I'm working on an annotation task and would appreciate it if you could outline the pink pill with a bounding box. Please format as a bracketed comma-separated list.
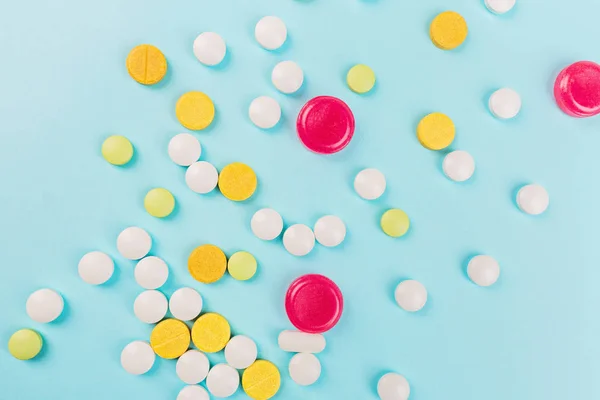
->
[554, 61, 600, 118]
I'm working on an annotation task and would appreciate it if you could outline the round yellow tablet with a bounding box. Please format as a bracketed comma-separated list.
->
[218, 162, 257, 202]
[191, 313, 231, 353]
[144, 188, 175, 218]
[416, 112, 455, 150]
[150, 319, 190, 359]
[8, 329, 43, 360]
[176, 91, 215, 131]
[347, 64, 376, 94]
[126, 44, 167, 85]
[227, 251, 257, 281]
[188, 244, 227, 284]
[242, 360, 281, 400]
[101, 135, 134, 166]
[381, 209, 410, 238]
[429, 11, 468, 50]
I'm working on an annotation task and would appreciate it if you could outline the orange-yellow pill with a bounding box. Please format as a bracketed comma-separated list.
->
[242, 360, 281, 400]
[150, 319, 190, 359]
[191, 313, 231, 353]
[188, 244, 227, 284]
[218, 162, 257, 202]
[416, 112, 455, 150]
[176, 91, 215, 131]
[126, 44, 167, 85]
[429, 11, 468, 50]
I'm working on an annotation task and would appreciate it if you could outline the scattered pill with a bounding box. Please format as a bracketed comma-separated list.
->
[249, 96, 281, 129]
[227, 251, 257, 281]
[272, 61, 304, 94]
[283, 224, 315, 257]
[377, 372, 410, 400]
[467, 255, 500, 287]
[26, 288, 64, 323]
[354, 168, 386, 200]
[278, 330, 326, 353]
[169, 287, 203, 321]
[133, 290, 168, 324]
[489, 88, 521, 119]
[207, 364, 240, 398]
[176, 350, 210, 384]
[192, 313, 231, 353]
[347, 64, 376, 94]
[417, 112, 455, 150]
[150, 319, 190, 359]
[395, 280, 427, 312]
[102, 135, 133, 166]
[517, 184, 549, 215]
[193, 32, 226, 66]
[225, 335, 258, 369]
[78, 251, 115, 285]
[144, 188, 175, 218]
[484, 0, 516, 14]
[168, 133, 201, 166]
[554, 61, 600, 118]
[126, 44, 167, 85]
[289, 353, 321, 386]
[185, 161, 219, 194]
[429, 11, 468, 50]
[176, 91, 215, 131]
[8, 329, 43, 360]
[442, 150, 475, 182]
[255, 16, 287, 50]
[188, 244, 227, 284]
[381, 209, 410, 238]
[314, 215, 346, 247]
[177, 385, 210, 400]
[134, 256, 169, 289]
[242, 360, 281, 400]
[251, 208, 284, 241]
[218, 162, 257, 201]
[117, 226, 152, 260]
[120, 340, 155, 375]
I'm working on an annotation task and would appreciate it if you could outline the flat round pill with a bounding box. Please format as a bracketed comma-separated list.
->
[176, 92, 215, 131]
[377, 372, 410, 400]
[489, 88, 521, 119]
[192, 312, 231, 353]
[188, 244, 227, 284]
[117, 226, 152, 260]
[249, 96, 281, 129]
[485, 0, 516, 14]
[417, 112, 455, 150]
[395, 280, 427, 312]
[297, 96, 355, 154]
[8, 329, 43, 360]
[134, 256, 169, 289]
[347, 64, 376, 94]
[255, 16, 287, 50]
[193, 32, 226, 66]
[168, 133, 201, 166]
[78, 251, 114, 285]
[186, 161, 219, 194]
[251, 208, 284, 241]
[120, 340, 155, 375]
[467, 255, 500, 287]
[354, 168, 386, 200]
[289, 353, 321, 386]
[283, 224, 315, 257]
[134, 290, 168, 324]
[554, 61, 600, 118]
[144, 188, 175, 218]
[225, 335, 258, 369]
[227, 251, 257, 281]
[278, 330, 326, 354]
[242, 360, 281, 400]
[102, 135, 133, 166]
[218, 162, 257, 201]
[381, 209, 410, 238]
[169, 287, 203, 321]
[314, 215, 346, 247]
[177, 385, 210, 400]
[517, 184, 549, 215]
[26, 288, 64, 323]
[429, 11, 468, 50]
[207, 364, 240, 398]
[126, 44, 167, 85]
[176, 350, 210, 384]
[272, 61, 304, 94]
[150, 319, 190, 359]
[442, 150, 475, 182]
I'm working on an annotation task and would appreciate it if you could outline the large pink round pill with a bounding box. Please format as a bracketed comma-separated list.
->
[554, 61, 600, 118]
[296, 96, 355, 154]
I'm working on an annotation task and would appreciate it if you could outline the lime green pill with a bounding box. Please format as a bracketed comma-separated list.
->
[381, 209, 410, 238]
[144, 188, 175, 218]
[347, 64, 376, 94]
[227, 251, 257, 281]
[102, 135, 134, 166]
[8, 329, 43, 360]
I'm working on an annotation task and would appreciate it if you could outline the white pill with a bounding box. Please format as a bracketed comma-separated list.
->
[78, 251, 114, 285]
[193, 32, 226, 66]
[272, 61, 304, 94]
[314, 215, 346, 247]
[489, 88, 521, 119]
[467, 255, 500, 287]
[134, 256, 168, 289]
[517, 184, 549, 215]
[251, 208, 284, 241]
[26, 288, 64, 323]
[168, 133, 201, 167]
[289, 353, 321, 386]
[224, 335, 258, 369]
[278, 330, 326, 353]
[121, 341, 155, 375]
[185, 161, 219, 194]
[442, 150, 475, 182]
[133, 290, 168, 324]
[177, 386, 209, 400]
[283, 224, 315, 257]
[395, 280, 427, 312]
[485, 0, 516, 14]
[354, 168, 386, 200]
[117, 227, 152, 260]
[255, 16, 287, 50]
[249, 96, 281, 129]
[169, 287, 203, 321]
[206, 364, 240, 398]
[377, 372, 410, 400]
[176, 350, 210, 384]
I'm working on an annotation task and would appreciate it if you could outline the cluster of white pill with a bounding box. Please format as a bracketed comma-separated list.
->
[278, 330, 325, 386]
[168, 133, 220, 195]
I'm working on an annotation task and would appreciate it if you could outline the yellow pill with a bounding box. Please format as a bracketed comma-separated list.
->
[218, 162, 257, 202]
[126, 44, 167, 85]
[227, 251, 257, 281]
[191, 313, 231, 353]
[429, 11, 468, 50]
[101, 135, 133, 166]
[242, 360, 281, 400]
[144, 188, 175, 218]
[347, 64, 376, 94]
[381, 209, 410, 238]
[150, 319, 190, 359]
[8, 329, 43, 360]
[416, 112, 455, 150]
[176, 91, 215, 131]
[188, 244, 227, 284]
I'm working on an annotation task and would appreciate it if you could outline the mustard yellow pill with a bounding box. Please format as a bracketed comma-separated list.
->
[347, 64, 376, 94]
[218, 162, 257, 202]
[416, 112, 455, 151]
[242, 360, 281, 400]
[191, 313, 231, 353]
[144, 188, 175, 218]
[126, 44, 167, 85]
[102, 135, 134, 166]
[429, 11, 468, 50]
[381, 209, 410, 238]
[150, 319, 190, 359]
[176, 91, 215, 131]
[188, 244, 227, 284]
[8, 329, 43, 360]
[227, 251, 257, 281]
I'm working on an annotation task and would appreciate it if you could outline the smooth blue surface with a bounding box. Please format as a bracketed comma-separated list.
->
[1, 0, 600, 399]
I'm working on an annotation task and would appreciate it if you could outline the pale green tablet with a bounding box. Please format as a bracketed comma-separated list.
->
[228, 251, 257, 281]
[8, 329, 43, 360]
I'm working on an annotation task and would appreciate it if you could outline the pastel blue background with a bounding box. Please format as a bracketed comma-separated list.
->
[1, 0, 599, 399]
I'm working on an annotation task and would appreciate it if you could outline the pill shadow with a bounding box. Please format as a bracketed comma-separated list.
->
[30, 336, 49, 363]
[210, 49, 232, 72]
[148, 63, 173, 90]
[51, 297, 71, 325]
[510, 182, 527, 210]
[101, 262, 122, 288]
[268, 33, 293, 55]
[460, 252, 480, 282]
[159, 199, 181, 222]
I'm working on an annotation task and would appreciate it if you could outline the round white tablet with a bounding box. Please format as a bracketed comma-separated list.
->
[117, 227, 152, 260]
[26, 288, 64, 323]
[289, 353, 321, 386]
[224, 335, 257, 370]
[354, 168, 386, 200]
[489, 88, 521, 119]
[272, 61, 304, 94]
[467, 255, 500, 287]
[249, 96, 281, 129]
[395, 280, 427, 312]
[206, 364, 240, 398]
[168, 133, 201, 166]
[255, 16, 287, 50]
[134, 256, 169, 289]
[377, 372, 410, 400]
[169, 287, 203, 321]
[485, 0, 516, 14]
[517, 184, 549, 215]
[283, 224, 315, 257]
[251, 208, 284, 241]
[442, 150, 475, 182]
[177, 385, 209, 400]
[121, 341, 155, 375]
[314, 215, 346, 247]
[193, 32, 226, 66]
[78, 251, 114, 285]
[176, 350, 210, 384]
[185, 161, 219, 194]
[133, 290, 168, 324]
